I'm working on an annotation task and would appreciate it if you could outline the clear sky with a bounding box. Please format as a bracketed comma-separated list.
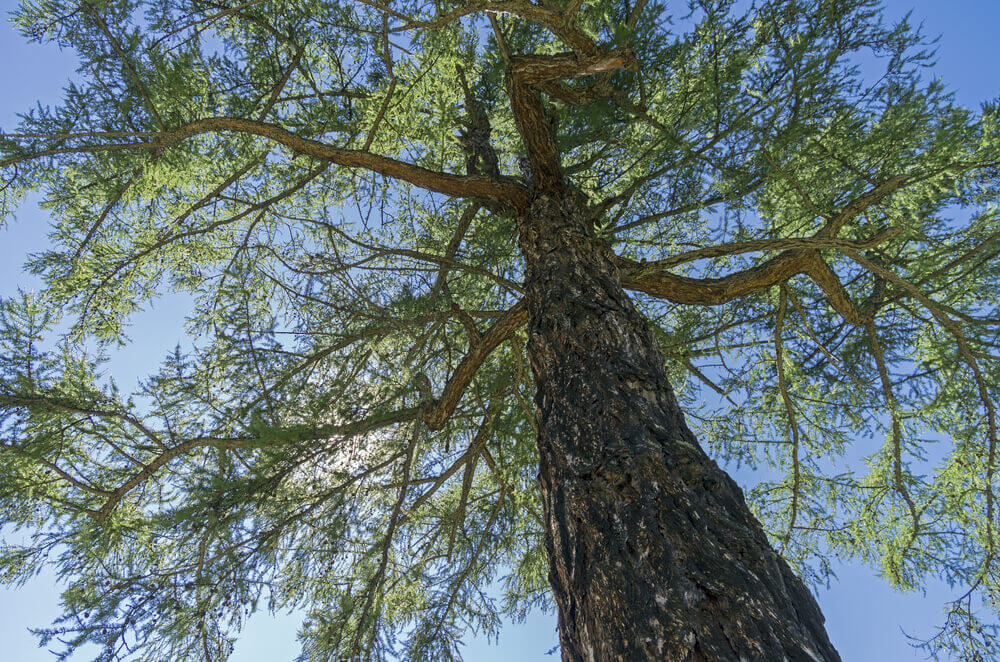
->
[1, 1, 998, 660]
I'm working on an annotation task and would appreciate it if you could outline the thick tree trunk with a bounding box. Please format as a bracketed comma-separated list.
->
[517, 193, 840, 662]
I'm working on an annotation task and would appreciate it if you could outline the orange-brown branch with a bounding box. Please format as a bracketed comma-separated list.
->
[507, 50, 636, 192]
[620, 249, 869, 324]
[617, 176, 920, 323]
[3, 117, 529, 208]
[423, 300, 528, 430]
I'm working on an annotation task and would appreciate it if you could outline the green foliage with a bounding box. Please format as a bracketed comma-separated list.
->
[1, 0, 1000, 659]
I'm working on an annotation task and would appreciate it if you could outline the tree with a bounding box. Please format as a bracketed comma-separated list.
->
[1, 0, 999, 658]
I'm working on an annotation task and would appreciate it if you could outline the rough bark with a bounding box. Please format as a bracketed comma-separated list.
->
[517, 193, 840, 662]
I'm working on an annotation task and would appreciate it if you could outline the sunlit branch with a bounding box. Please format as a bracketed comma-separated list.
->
[617, 173, 922, 322]
[362, 13, 398, 152]
[2, 117, 528, 207]
[73, 166, 144, 261]
[0, 440, 112, 497]
[423, 301, 527, 431]
[0, 392, 164, 449]
[257, 45, 305, 121]
[83, 2, 166, 130]
[155, 0, 272, 45]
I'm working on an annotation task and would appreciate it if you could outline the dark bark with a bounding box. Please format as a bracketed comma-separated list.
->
[517, 193, 841, 662]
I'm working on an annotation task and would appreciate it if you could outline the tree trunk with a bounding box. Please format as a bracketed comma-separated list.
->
[517, 193, 841, 662]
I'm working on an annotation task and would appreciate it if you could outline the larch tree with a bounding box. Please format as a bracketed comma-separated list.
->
[1, 0, 999, 659]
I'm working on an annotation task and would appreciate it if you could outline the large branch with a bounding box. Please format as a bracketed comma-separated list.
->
[621, 249, 818, 304]
[423, 300, 528, 430]
[377, 0, 599, 56]
[2, 117, 528, 208]
[507, 50, 636, 191]
[620, 248, 875, 324]
[617, 175, 922, 322]
[618, 232, 907, 324]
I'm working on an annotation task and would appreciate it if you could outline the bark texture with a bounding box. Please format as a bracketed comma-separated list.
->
[517, 193, 840, 662]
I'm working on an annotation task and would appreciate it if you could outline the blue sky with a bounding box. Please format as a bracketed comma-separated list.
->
[1, 1, 999, 659]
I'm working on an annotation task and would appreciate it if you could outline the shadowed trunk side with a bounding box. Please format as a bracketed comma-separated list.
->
[517, 193, 840, 662]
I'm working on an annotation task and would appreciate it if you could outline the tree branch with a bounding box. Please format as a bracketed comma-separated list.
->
[423, 301, 527, 431]
[616, 173, 920, 321]
[382, 0, 599, 56]
[3, 117, 528, 208]
[507, 50, 636, 191]
[619, 248, 870, 324]
[83, 2, 166, 130]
